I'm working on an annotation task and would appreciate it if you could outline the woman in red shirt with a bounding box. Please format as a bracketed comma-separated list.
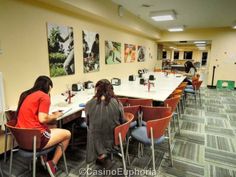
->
[16, 75, 71, 176]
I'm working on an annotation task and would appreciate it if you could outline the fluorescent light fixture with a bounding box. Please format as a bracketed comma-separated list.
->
[150, 10, 176, 21]
[196, 43, 206, 47]
[168, 26, 184, 32]
[194, 41, 206, 44]
[197, 47, 206, 50]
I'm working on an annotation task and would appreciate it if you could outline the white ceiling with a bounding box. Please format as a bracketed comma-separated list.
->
[112, 0, 236, 31]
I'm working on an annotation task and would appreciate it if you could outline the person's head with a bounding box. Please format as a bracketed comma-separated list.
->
[94, 79, 116, 105]
[15, 75, 53, 118]
[184, 61, 196, 73]
[82, 31, 86, 38]
[95, 33, 99, 43]
[33, 75, 53, 94]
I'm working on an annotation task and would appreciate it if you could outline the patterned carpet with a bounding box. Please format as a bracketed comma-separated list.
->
[1, 87, 236, 177]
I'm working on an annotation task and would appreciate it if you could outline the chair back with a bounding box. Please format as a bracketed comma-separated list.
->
[5, 110, 16, 121]
[141, 106, 172, 122]
[192, 80, 203, 90]
[146, 112, 172, 139]
[177, 82, 187, 90]
[6, 119, 42, 151]
[118, 97, 128, 106]
[124, 105, 140, 121]
[170, 89, 183, 98]
[192, 75, 199, 82]
[164, 95, 181, 113]
[127, 98, 152, 106]
[114, 113, 134, 146]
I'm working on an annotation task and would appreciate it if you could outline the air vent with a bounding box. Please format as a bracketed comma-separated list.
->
[179, 41, 187, 43]
[142, 4, 151, 7]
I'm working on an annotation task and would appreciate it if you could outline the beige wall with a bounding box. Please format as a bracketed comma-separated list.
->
[1, 0, 236, 109]
[0, 0, 158, 108]
[160, 28, 236, 86]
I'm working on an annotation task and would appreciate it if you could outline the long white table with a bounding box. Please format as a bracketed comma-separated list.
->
[49, 89, 94, 123]
[48, 71, 185, 124]
[113, 72, 185, 102]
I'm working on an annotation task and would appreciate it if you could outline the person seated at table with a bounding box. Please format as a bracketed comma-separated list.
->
[182, 60, 198, 85]
[15, 75, 71, 177]
[85, 79, 125, 167]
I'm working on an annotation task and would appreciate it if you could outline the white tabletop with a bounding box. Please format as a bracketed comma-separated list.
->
[49, 89, 94, 120]
[113, 72, 185, 102]
[49, 71, 185, 120]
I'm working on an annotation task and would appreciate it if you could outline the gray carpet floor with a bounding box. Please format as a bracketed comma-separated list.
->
[1, 87, 236, 177]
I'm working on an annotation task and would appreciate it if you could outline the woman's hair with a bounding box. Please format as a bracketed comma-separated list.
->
[94, 79, 117, 105]
[15, 75, 53, 118]
[184, 61, 197, 73]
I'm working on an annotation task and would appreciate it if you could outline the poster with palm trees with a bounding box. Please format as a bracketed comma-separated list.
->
[47, 23, 75, 77]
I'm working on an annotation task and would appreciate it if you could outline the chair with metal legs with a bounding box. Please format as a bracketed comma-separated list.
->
[114, 113, 134, 177]
[184, 80, 203, 106]
[6, 119, 68, 177]
[164, 95, 181, 134]
[131, 111, 173, 170]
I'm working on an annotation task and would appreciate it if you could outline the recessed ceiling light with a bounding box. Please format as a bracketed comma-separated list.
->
[196, 43, 206, 47]
[194, 41, 206, 44]
[168, 26, 184, 32]
[149, 10, 176, 21]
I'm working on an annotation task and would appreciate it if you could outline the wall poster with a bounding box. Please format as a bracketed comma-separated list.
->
[124, 44, 136, 63]
[47, 23, 75, 77]
[137, 46, 146, 62]
[83, 30, 99, 73]
[105, 40, 121, 64]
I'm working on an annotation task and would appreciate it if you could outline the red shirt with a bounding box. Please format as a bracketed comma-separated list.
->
[16, 90, 50, 133]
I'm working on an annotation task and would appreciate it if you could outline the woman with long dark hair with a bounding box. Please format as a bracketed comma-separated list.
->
[85, 79, 125, 167]
[16, 75, 71, 177]
[183, 61, 197, 85]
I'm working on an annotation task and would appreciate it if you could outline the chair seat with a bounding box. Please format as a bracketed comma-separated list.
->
[184, 88, 194, 93]
[186, 85, 193, 89]
[18, 146, 56, 158]
[141, 120, 146, 126]
[130, 121, 137, 128]
[131, 126, 165, 145]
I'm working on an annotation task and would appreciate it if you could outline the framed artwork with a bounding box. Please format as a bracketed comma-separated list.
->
[137, 46, 146, 62]
[105, 40, 121, 64]
[83, 30, 99, 73]
[47, 23, 75, 77]
[174, 51, 179, 60]
[124, 44, 136, 63]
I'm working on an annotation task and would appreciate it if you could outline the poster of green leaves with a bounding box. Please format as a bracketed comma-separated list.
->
[47, 23, 75, 77]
